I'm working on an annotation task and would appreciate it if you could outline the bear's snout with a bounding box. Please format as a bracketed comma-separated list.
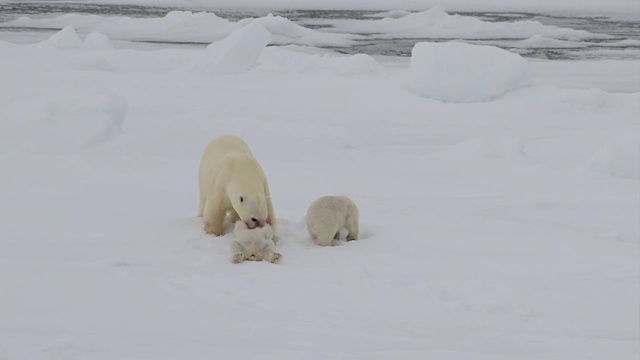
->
[246, 218, 261, 229]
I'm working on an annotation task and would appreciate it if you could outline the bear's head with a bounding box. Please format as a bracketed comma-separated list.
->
[229, 183, 268, 230]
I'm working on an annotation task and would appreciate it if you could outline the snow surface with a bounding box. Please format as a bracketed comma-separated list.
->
[405, 41, 531, 102]
[258, 46, 383, 76]
[0, 18, 639, 360]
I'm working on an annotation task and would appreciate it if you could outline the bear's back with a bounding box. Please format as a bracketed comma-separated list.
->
[199, 135, 256, 183]
[204, 135, 254, 158]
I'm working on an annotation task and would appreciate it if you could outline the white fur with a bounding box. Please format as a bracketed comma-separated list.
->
[305, 195, 359, 247]
[231, 222, 281, 264]
[198, 134, 277, 240]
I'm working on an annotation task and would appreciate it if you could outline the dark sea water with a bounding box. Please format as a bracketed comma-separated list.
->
[1, 2, 638, 60]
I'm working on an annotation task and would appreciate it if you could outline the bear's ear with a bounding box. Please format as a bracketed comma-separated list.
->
[240, 196, 244, 203]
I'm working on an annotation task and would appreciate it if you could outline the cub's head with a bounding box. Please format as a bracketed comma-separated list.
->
[230, 192, 268, 230]
[234, 221, 273, 240]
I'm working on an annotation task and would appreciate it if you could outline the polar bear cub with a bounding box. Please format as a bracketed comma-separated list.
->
[198, 134, 277, 240]
[231, 221, 281, 264]
[306, 195, 359, 247]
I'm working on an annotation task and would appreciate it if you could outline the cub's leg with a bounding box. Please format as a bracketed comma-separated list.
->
[231, 241, 246, 264]
[345, 214, 359, 241]
[314, 227, 339, 247]
[257, 240, 281, 264]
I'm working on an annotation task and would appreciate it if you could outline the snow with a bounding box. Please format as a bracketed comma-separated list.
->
[258, 47, 383, 76]
[0, 88, 127, 153]
[584, 141, 640, 180]
[527, 60, 640, 93]
[1, 12, 639, 360]
[406, 41, 531, 102]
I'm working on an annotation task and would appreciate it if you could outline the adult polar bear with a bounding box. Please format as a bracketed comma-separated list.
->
[198, 135, 277, 240]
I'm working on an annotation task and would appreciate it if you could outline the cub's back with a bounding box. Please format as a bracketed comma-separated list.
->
[306, 196, 352, 227]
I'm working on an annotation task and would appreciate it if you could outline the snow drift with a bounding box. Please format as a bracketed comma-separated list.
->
[181, 22, 271, 74]
[36, 25, 114, 51]
[0, 91, 127, 153]
[584, 140, 640, 180]
[406, 41, 531, 102]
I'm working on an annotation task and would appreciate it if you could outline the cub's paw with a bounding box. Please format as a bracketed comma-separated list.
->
[232, 253, 245, 264]
[270, 253, 282, 264]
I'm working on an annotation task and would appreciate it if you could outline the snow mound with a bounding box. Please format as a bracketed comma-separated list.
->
[37, 25, 84, 50]
[181, 22, 271, 75]
[258, 47, 383, 76]
[83, 32, 114, 51]
[244, 13, 356, 47]
[36, 26, 114, 51]
[584, 141, 639, 180]
[0, 91, 127, 153]
[406, 41, 531, 102]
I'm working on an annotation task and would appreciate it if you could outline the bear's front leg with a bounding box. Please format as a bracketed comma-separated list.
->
[228, 209, 240, 224]
[203, 197, 225, 236]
